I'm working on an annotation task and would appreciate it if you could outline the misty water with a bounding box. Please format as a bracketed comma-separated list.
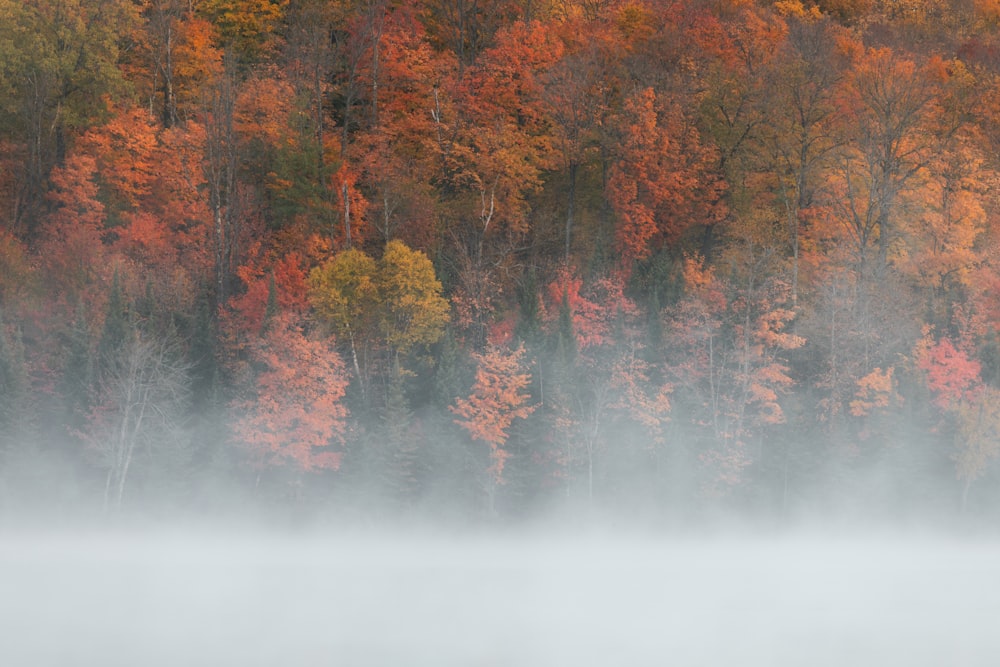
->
[3, 524, 999, 666]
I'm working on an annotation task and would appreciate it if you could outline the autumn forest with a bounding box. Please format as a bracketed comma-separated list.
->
[3, 0, 1000, 522]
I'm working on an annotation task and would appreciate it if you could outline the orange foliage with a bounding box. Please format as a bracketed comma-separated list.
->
[77, 107, 159, 213]
[230, 251, 311, 334]
[331, 163, 369, 248]
[608, 351, 672, 440]
[849, 367, 897, 417]
[452, 344, 536, 481]
[231, 313, 349, 472]
[234, 70, 296, 148]
[545, 269, 637, 350]
[607, 88, 723, 265]
[447, 20, 563, 233]
[39, 155, 109, 301]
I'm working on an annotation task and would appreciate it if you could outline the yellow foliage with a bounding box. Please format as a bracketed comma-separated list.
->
[308, 241, 450, 354]
[308, 248, 378, 340]
[615, 3, 656, 42]
[954, 387, 1000, 483]
[773, 0, 824, 20]
[378, 239, 450, 353]
[849, 367, 896, 417]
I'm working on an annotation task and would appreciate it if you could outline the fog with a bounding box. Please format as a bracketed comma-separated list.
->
[3, 523, 999, 666]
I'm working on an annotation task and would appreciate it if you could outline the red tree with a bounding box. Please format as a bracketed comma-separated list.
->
[232, 313, 350, 474]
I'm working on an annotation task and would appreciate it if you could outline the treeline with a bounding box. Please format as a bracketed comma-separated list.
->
[2, 0, 1000, 521]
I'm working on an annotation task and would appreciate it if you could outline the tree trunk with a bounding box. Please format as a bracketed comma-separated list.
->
[565, 161, 577, 264]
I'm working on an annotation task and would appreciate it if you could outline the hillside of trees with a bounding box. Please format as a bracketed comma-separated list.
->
[3, 0, 1000, 522]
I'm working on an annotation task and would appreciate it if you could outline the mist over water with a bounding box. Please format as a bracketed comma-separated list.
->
[3, 521, 1000, 666]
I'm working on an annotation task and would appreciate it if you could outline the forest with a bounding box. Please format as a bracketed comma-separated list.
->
[2, 0, 1000, 523]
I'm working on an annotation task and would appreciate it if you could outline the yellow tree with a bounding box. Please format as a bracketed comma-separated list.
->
[309, 239, 449, 396]
[308, 247, 378, 393]
[378, 239, 450, 357]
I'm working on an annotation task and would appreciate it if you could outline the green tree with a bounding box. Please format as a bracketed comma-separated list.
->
[0, 0, 135, 226]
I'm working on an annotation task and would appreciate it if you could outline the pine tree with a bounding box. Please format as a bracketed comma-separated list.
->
[63, 301, 95, 425]
[556, 289, 577, 366]
[514, 270, 543, 350]
[98, 270, 131, 377]
[0, 308, 26, 441]
[261, 272, 279, 334]
[381, 361, 420, 504]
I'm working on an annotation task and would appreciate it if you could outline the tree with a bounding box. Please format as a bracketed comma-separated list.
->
[918, 336, 982, 410]
[203, 69, 243, 305]
[829, 48, 937, 275]
[136, 0, 222, 127]
[451, 343, 535, 513]
[540, 25, 611, 263]
[755, 14, 848, 306]
[607, 87, 723, 268]
[952, 387, 1000, 512]
[37, 153, 109, 312]
[378, 239, 450, 356]
[309, 240, 449, 395]
[84, 329, 191, 512]
[351, 4, 450, 248]
[0, 0, 136, 228]
[231, 313, 349, 478]
[662, 252, 803, 493]
[422, 0, 520, 69]
[309, 246, 379, 393]
[0, 307, 27, 446]
[916, 333, 1000, 509]
[197, 0, 286, 66]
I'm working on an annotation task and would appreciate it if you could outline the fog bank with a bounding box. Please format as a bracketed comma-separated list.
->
[2, 528, 998, 666]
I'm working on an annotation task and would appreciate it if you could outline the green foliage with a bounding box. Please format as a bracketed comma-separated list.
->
[556, 289, 577, 366]
[514, 269, 543, 350]
[0, 0, 135, 169]
[0, 307, 26, 436]
[433, 326, 465, 409]
[98, 270, 131, 375]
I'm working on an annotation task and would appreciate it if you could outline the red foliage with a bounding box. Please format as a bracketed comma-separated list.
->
[230, 251, 312, 334]
[545, 268, 636, 350]
[918, 336, 982, 409]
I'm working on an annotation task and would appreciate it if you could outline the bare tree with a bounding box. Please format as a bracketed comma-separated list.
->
[88, 332, 191, 513]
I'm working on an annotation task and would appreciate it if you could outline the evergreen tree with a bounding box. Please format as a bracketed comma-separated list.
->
[381, 361, 421, 504]
[98, 271, 131, 377]
[647, 288, 663, 354]
[556, 289, 577, 366]
[262, 272, 278, 334]
[514, 270, 543, 350]
[0, 308, 26, 440]
[433, 326, 465, 410]
[63, 302, 95, 425]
